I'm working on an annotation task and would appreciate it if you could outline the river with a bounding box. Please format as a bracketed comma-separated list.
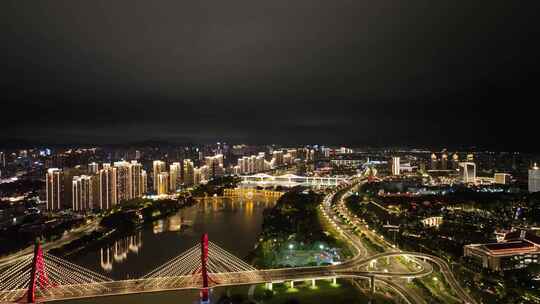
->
[60, 195, 277, 303]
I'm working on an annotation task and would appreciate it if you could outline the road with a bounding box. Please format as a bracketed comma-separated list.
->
[0, 219, 100, 269]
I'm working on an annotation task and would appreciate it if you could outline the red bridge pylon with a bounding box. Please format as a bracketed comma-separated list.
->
[200, 233, 210, 304]
[25, 239, 52, 303]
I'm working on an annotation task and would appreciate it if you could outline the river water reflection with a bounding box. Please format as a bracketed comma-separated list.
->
[70, 196, 276, 281]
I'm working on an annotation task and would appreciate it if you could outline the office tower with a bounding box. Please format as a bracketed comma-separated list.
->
[114, 161, 133, 202]
[88, 162, 99, 174]
[391, 157, 400, 176]
[529, 163, 540, 193]
[183, 159, 194, 186]
[141, 169, 148, 195]
[0, 151, 5, 167]
[467, 153, 474, 162]
[130, 161, 143, 198]
[494, 173, 511, 185]
[72, 175, 92, 211]
[135, 150, 141, 160]
[99, 166, 117, 210]
[46, 168, 63, 211]
[157, 172, 169, 195]
[153, 160, 166, 192]
[170, 162, 181, 192]
[459, 162, 477, 184]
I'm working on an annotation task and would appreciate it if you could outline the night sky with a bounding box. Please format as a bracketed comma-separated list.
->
[1, 1, 539, 149]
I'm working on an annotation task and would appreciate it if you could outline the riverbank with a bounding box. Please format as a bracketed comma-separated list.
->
[48, 197, 197, 257]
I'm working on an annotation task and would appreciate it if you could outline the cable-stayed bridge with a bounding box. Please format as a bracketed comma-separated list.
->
[0, 234, 471, 304]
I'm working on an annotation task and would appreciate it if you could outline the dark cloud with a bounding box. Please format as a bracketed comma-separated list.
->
[1, 1, 539, 149]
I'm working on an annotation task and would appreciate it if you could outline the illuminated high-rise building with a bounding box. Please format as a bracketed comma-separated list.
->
[91, 174, 101, 209]
[170, 162, 181, 192]
[238, 156, 248, 174]
[283, 153, 292, 165]
[153, 160, 166, 192]
[130, 161, 143, 198]
[391, 157, 400, 176]
[194, 167, 202, 186]
[451, 153, 459, 169]
[272, 151, 284, 167]
[114, 161, 133, 202]
[157, 172, 169, 195]
[256, 153, 265, 173]
[72, 175, 92, 211]
[88, 162, 99, 174]
[99, 166, 117, 210]
[204, 154, 224, 179]
[46, 168, 63, 211]
[467, 153, 474, 162]
[459, 162, 477, 184]
[141, 169, 148, 195]
[306, 149, 315, 161]
[183, 159, 194, 186]
[287, 149, 298, 160]
[441, 153, 448, 170]
[529, 163, 540, 193]
[430, 153, 438, 170]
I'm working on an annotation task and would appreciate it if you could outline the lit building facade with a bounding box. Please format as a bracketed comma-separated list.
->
[459, 162, 476, 184]
[130, 161, 143, 198]
[46, 168, 63, 211]
[157, 172, 169, 195]
[115, 161, 133, 202]
[88, 162, 99, 174]
[99, 165, 117, 210]
[72, 175, 92, 211]
[529, 163, 540, 193]
[494, 173, 511, 185]
[153, 160, 166, 192]
[141, 169, 147, 195]
[170, 162, 181, 192]
[391, 157, 400, 176]
[464, 231, 540, 271]
[183, 159, 194, 186]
